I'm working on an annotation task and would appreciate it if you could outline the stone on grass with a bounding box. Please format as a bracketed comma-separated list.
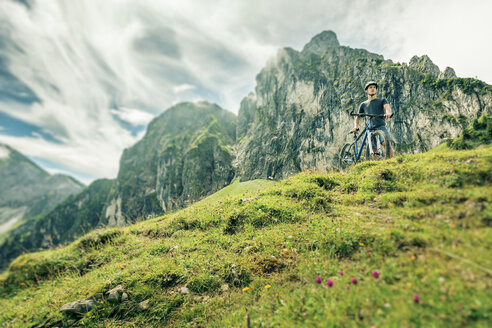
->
[138, 299, 151, 311]
[60, 299, 96, 314]
[106, 285, 127, 303]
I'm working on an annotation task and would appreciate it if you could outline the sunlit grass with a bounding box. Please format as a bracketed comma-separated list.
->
[1, 146, 491, 327]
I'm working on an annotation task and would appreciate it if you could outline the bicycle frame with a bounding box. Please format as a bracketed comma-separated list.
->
[352, 124, 375, 162]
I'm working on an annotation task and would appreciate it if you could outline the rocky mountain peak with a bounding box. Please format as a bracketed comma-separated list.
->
[439, 66, 457, 79]
[302, 30, 340, 54]
[409, 55, 440, 77]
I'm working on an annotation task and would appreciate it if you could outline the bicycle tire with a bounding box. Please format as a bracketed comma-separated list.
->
[370, 130, 392, 160]
[361, 140, 371, 162]
[339, 143, 355, 169]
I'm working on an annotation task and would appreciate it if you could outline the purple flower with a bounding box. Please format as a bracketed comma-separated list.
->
[413, 293, 420, 304]
[339, 271, 344, 276]
[372, 271, 380, 278]
[345, 285, 350, 290]
[326, 280, 334, 287]
[316, 275, 322, 284]
[365, 249, 371, 253]
[351, 277, 357, 285]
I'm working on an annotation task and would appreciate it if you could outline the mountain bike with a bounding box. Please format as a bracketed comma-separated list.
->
[339, 112, 394, 169]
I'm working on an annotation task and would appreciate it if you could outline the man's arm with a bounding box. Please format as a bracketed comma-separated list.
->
[352, 116, 360, 133]
[383, 103, 392, 119]
[353, 103, 363, 132]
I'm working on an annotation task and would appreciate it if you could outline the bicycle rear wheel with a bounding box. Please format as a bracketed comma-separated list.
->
[370, 130, 392, 160]
[339, 143, 355, 169]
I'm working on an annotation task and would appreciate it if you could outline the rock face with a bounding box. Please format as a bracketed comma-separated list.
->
[0, 144, 83, 234]
[103, 101, 236, 227]
[235, 30, 492, 181]
[409, 55, 440, 77]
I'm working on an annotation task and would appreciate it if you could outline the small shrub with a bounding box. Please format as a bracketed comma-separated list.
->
[187, 276, 221, 294]
[76, 229, 122, 251]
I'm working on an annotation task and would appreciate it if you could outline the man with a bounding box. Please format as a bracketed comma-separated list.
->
[352, 81, 394, 158]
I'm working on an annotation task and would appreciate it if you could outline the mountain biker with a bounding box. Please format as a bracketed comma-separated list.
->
[352, 81, 394, 158]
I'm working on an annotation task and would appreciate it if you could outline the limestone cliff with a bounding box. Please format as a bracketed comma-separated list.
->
[103, 101, 236, 227]
[235, 30, 492, 180]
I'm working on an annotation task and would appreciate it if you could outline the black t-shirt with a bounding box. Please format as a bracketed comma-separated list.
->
[358, 98, 388, 128]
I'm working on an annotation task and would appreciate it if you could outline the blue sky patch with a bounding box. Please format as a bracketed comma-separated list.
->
[0, 110, 63, 144]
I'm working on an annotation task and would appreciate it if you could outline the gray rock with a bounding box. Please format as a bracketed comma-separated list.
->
[179, 286, 190, 294]
[439, 67, 457, 79]
[409, 55, 440, 77]
[107, 285, 126, 303]
[87, 293, 103, 302]
[138, 299, 151, 311]
[60, 299, 96, 314]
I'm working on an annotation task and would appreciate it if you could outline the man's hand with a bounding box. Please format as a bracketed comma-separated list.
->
[383, 103, 392, 119]
[352, 127, 359, 133]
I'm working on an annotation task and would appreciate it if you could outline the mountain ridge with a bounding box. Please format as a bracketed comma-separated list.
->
[0, 143, 84, 236]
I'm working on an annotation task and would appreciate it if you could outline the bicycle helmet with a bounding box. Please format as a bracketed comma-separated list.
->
[364, 81, 378, 90]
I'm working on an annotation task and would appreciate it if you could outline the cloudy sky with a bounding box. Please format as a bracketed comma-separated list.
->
[1, 0, 491, 184]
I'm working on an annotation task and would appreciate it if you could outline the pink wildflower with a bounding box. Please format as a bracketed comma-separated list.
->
[316, 276, 322, 284]
[413, 293, 420, 304]
[372, 271, 380, 278]
[326, 280, 334, 287]
[339, 271, 344, 276]
[351, 277, 357, 285]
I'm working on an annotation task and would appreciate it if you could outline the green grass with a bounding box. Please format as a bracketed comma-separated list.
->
[447, 113, 492, 150]
[1, 146, 491, 327]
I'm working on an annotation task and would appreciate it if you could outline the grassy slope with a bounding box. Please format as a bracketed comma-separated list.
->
[1, 146, 491, 327]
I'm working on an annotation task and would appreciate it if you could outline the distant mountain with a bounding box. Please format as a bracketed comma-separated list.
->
[0, 101, 236, 269]
[103, 101, 236, 226]
[0, 178, 113, 269]
[0, 144, 83, 234]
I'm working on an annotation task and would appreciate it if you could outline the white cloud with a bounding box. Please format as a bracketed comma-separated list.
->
[0, 0, 490, 181]
[111, 107, 155, 126]
[173, 84, 196, 94]
[0, 131, 123, 179]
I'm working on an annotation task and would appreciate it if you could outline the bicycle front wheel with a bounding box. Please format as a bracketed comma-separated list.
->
[339, 143, 355, 169]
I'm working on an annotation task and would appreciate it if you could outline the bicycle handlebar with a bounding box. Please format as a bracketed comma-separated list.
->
[350, 111, 394, 118]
